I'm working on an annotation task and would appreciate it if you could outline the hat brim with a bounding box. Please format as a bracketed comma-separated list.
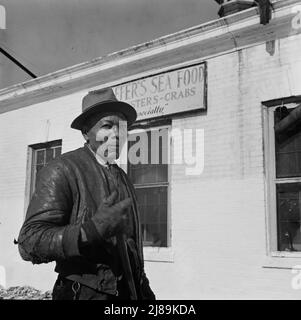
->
[71, 101, 137, 130]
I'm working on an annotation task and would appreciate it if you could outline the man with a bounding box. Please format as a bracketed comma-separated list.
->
[17, 87, 155, 300]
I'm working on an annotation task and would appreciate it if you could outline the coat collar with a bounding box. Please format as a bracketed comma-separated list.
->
[84, 143, 112, 168]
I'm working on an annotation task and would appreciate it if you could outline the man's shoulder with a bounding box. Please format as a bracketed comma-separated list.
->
[59, 146, 86, 161]
[42, 145, 89, 172]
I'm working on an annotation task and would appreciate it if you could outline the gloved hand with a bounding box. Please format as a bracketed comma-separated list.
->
[81, 190, 132, 245]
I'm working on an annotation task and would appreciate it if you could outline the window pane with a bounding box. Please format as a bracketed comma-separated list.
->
[36, 149, 45, 165]
[128, 164, 168, 184]
[128, 129, 168, 184]
[135, 186, 167, 247]
[30, 141, 62, 196]
[276, 183, 301, 251]
[34, 164, 45, 190]
[275, 107, 301, 178]
[35, 164, 44, 175]
[46, 147, 55, 163]
[54, 146, 62, 158]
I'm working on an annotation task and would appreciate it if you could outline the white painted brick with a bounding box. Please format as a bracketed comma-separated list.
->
[1, 30, 301, 299]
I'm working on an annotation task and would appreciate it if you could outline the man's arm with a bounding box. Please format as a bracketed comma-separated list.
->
[18, 160, 82, 264]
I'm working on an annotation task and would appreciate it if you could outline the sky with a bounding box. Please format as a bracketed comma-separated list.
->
[0, 0, 219, 89]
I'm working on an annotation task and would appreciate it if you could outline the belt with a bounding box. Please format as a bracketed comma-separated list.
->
[63, 272, 120, 296]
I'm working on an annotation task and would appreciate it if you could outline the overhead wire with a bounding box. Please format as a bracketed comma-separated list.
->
[0, 45, 37, 78]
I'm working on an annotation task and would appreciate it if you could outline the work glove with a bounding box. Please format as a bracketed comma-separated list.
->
[81, 190, 132, 245]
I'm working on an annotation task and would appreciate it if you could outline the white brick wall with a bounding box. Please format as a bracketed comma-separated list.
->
[0, 33, 301, 298]
[145, 35, 301, 299]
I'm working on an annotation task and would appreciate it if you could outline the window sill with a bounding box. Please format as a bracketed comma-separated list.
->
[143, 247, 174, 263]
[262, 252, 301, 270]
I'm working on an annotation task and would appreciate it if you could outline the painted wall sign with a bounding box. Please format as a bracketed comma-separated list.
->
[113, 63, 207, 121]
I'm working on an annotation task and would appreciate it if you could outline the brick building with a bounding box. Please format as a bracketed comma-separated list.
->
[0, 0, 301, 298]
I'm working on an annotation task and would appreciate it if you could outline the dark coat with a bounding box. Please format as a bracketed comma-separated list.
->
[17, 143, 155, 299]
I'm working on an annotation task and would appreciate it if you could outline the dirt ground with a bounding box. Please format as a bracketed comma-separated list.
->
[0, 285, 52, 300]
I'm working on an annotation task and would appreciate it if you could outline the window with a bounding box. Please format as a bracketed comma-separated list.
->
[266, 102, 301, 253]
[127, 126, 170, 247]
[29, 140, 62, 198]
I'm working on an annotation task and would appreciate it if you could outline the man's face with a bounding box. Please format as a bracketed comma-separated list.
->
[83, 112, 127, 162]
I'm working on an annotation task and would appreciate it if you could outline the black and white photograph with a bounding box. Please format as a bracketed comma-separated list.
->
[0, 0, 301, 303]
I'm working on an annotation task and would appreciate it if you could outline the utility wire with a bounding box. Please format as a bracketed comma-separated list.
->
[0, 46, 37, 78]
[0, 42, 40, 74]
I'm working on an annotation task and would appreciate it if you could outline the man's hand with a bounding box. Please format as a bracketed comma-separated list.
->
[93, 190, 132, 239]
[81, 190, 132, 244]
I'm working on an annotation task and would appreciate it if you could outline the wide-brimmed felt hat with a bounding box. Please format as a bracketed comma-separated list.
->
[71, 87, 137, 130]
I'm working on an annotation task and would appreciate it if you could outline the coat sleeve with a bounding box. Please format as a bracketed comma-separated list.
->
[18, 159, 82, 264]
[139, 271, 156, 300]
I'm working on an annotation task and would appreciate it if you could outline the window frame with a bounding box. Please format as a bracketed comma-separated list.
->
[126, 124, 174, 262]
[24, 140, 62, 216]
[264, 102, 301, 258]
